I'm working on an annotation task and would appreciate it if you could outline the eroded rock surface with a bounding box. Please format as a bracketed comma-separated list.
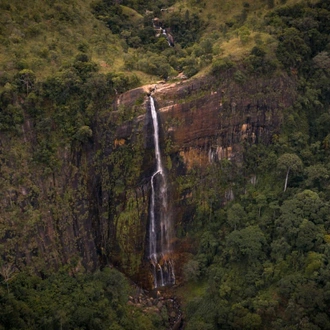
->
[111, 72, 297, 287]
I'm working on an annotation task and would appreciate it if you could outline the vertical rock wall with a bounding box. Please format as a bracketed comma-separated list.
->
[103, 73, 296, 287]
[0, 73, 297, 289]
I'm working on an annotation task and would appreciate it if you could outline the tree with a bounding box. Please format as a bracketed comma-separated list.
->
[0, 262, 16, 294]
[275, 190, 328, 249]
[226, 225, 266, 263]
[16, 69, 36, 95]
[238, 26, 251, 44]
[313, 51, 330, 70]
[277, 153, 303, 192]
[296, 219, 323, 252]
[305, 164, 329, 189]
[275, 27, 311, 69]
[227, 203, 247, 230]
[74, 125, 93, 143]
[183, 259, 200, 282]
[255, 194, 267, 217]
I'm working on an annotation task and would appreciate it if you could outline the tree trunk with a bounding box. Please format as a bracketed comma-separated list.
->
[284, 168, 290, 192]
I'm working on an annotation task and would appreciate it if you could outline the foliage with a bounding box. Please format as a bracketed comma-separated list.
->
[90, 0, 207, 78]
[277, 153, 303, 191]
[0, 267, 162, 330]
[211, 57, 235, 79]
[178, 3, 330, 328]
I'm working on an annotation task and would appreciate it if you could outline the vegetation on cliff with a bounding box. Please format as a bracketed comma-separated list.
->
[176, 1, 330, 329]
[1, 0, 330, 329]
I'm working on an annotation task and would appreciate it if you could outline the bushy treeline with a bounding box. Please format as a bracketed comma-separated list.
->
[183, 183, 330, 329]
[0, 267, 164, 330]
[0, 51, 139, 150]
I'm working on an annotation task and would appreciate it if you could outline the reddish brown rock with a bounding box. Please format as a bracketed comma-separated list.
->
[112, 72, 297, 288]
[118, 73, 296, 167]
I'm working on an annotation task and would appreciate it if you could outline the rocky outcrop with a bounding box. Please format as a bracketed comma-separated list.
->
[109, 72, 297, 287]
[128, 287, 182, 329]
[0, 70, 297, 290]
[117, 72, 296, 168]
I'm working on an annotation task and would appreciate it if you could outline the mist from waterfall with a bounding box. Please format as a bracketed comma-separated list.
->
[148, 96, 175, 288]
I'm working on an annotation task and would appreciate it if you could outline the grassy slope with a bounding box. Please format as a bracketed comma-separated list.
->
[0, 0, 123, 85]
[175, 0, 319, 66]
[0, 0, 316, 89]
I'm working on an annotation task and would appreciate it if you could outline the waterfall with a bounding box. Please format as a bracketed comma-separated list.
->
[148, 96, 175, 288]
[160, 28, 174, 47]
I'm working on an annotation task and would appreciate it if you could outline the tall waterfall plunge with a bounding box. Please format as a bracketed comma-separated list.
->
[148, 96, 175, 288]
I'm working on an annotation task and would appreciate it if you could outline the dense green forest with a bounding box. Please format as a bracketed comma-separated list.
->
[1, 267, 171, 330]
[1, 0, 330, 329]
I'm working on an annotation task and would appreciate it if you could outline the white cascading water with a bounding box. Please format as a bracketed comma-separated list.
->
[149, 96, 175, 288]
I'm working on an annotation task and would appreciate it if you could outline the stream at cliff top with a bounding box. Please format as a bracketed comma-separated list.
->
[148, 96, 175, 288]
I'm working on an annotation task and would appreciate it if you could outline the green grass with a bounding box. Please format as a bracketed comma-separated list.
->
[121, 5, 143, 22]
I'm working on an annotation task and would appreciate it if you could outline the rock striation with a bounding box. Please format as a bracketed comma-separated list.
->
[110, 71, 297, 287]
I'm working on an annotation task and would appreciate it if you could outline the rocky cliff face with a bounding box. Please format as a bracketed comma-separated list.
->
[110, 71, 297, 287]
[0, 71, 297, 288]
[116, 71, 296, 165]
[157, 73, 295, 164]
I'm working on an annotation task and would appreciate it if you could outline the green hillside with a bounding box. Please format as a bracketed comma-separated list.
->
[2, 0, 330, 329]
[0, 0, 314, 84]
[0, 0, 121, 78]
